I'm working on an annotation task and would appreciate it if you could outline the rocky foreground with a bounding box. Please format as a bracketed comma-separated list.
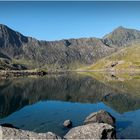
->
[0, 110, 116, 139]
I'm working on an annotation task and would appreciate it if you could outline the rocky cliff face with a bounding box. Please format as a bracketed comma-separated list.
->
[0, 24, 140, 70]
[103, 26, 140, 47]
[0, 24, 115, 70]
[0, 24, 28, 58]
[24, 38, 114, 69]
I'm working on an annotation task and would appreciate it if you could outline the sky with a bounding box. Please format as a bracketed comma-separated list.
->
[0, 1, 140, 41]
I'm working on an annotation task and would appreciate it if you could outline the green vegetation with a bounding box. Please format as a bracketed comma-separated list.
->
[12, 59, 41, 69]
[80, 42, 140, 71]
[79, 71, 140, 97]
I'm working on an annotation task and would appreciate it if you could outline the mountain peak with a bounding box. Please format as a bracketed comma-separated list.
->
[112, 26, 133, 33]
[104, 26, 127, 37]
[0, 24, 11, 30]
[103, 26, 140, 47]
[115, 26, 126, 30]
[0, 24, 16, 34]
[0, 24, 28, 53]
[0, 24, 6, 27]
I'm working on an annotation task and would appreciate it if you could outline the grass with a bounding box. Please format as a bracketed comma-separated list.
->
[12, 59, 42, 69]
[79, 42, 140, 71]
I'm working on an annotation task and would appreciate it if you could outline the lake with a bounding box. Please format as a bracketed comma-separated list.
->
[0, 72, 140, 138]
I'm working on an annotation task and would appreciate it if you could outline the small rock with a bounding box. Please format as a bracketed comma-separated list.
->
[84, 110, 115, 126]
[64, 123, 116, 139]
[63, 119, 72, 128]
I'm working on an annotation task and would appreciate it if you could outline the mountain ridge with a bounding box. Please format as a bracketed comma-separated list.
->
[0, 24, 140, 70]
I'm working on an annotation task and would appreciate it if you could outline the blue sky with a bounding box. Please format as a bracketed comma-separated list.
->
[0, 1, 140, 41]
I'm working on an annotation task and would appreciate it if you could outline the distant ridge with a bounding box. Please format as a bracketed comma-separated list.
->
[0, 24, 140, 70]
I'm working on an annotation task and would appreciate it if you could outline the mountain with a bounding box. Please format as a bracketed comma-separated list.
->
[82, 42, 140, 71]
[23, 37, 115, 69]
[0, 24, 28, 57]
[0, 24, 115, 70]
[0, 24, 140, 70]
[103, 26, 140, 47]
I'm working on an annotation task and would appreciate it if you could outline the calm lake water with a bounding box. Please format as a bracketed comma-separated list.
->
[0, 72, 140, 138]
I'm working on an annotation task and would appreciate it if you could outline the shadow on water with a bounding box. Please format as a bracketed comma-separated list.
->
[0, 72, 140, 138]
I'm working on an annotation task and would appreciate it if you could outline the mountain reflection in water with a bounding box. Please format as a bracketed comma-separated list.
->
[0, 73, 140, 138]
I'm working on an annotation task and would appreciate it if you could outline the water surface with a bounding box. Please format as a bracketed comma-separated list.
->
[0, 73, 140, 138]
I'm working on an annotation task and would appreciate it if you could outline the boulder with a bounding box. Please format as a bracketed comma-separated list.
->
[84, 110, 115, 126]
[63, 120, 72, 128]
[0, 125, 61, 139]
[64, 123, 116, 139]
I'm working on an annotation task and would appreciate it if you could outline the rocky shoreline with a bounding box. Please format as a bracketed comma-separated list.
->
[0, 110, 116, 139]
[0, 70, 71, 79]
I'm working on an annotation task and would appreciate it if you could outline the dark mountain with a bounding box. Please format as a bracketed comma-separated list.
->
[103, 26, 140, 47]
[0, 24, 28, 47]
[24, 38, 115, 69]
[0, 24, 140, 70]
[0, 24, 115, 70]
[0, 24, 28, 57]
